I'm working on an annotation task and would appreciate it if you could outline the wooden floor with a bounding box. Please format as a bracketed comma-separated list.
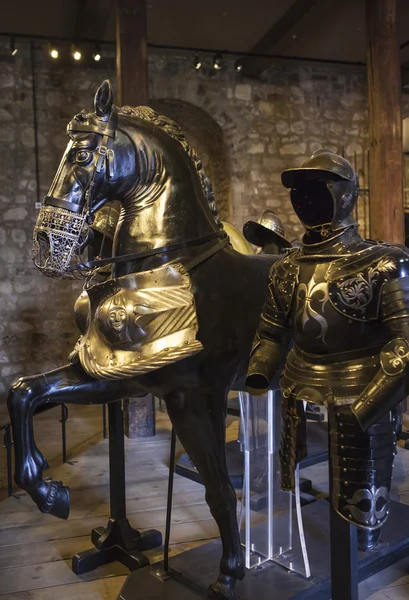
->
[1, 404, 409, 599]
[0, 402, 240, 599]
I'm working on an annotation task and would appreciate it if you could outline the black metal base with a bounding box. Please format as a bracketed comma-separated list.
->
[118, 498, 409, 600]
[72, 516, 162, 575]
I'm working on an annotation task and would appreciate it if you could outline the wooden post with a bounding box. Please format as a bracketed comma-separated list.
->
[116, 0, 155, 437]
[123, 396, 156, 438]
[116, 0, 148, 106]
[367, 0, 404, 244]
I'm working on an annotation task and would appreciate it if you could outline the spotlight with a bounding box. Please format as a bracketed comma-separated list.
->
[72, 46, 82, 61]
[194, 51, 202, 70]
[49, 45, 59, 59]
[213, 53, 222, 71]
[10, 37, 17, 56]
[93, 45, 101, 62]
[235, 57, 243, 72]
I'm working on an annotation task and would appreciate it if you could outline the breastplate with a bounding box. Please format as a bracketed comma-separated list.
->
[290, 257, 389, 354]
[72, 263, 203, 379]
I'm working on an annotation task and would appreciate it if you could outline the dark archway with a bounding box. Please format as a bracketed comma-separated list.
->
[150, 99, 231, 221]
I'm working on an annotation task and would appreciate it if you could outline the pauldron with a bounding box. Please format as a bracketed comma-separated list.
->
[71, 264, 203, 379]
[325, 246, 407, 321]
[269, 250, 300, 317]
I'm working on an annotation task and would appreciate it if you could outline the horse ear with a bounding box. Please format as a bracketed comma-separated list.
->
[94, 80, 113, 117]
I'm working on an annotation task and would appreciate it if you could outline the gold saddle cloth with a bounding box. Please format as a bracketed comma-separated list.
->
[72, 263, 203, 379]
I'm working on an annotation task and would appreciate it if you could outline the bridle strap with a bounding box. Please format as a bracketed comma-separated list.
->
[79, 230, 228, 270]
[44, 196, 84, 214]
[67, 123, 116, 138]
[184, 234, 230, 272]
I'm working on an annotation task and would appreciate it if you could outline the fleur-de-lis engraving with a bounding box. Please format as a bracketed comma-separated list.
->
[295, 273, 329, 343]
[382, 341, 409, 375]
[344, 485, 389, 526]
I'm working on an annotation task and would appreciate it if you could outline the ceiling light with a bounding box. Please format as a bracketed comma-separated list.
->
[93, 45, 101, 62]
[10, 37, 17, 56]
[49, 46, 59, 59]
[72, 46, 82, 61]
[235, 57, 243, 72]
[213, 53, 222, 71]
[194, 52, 202, 70]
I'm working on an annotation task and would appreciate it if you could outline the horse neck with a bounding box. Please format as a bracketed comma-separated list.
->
[111, 158, 219, 276]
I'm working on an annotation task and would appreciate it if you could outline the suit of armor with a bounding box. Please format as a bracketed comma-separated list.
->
[246, 150, 409, 550]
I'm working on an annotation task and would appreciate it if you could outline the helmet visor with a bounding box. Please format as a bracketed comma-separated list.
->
[290, 180, 334, 228]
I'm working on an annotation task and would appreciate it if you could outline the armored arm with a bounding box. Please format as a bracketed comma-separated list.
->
[352, 276, 409, 431]
[246, 266, 291, 395]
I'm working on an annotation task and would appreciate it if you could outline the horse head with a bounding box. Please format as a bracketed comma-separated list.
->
[33, 80, 221, 279]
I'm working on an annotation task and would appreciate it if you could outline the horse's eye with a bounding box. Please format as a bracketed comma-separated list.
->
[75, 150, 92, 164]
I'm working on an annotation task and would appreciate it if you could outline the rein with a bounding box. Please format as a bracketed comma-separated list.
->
[79, 229, 229, 272]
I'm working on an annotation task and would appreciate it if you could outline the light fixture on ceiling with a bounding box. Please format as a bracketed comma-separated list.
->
[72, 46, 82, 61]
[194, 51, 202, 70]
[10, 36, 18, 56]
[235, 57, 243, 72]
[49, 45, 59, 59]
[213, 53, 222, 71]
[93, 45, 102, 62]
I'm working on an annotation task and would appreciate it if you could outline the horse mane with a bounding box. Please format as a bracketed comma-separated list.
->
[118, 105, 222, 228]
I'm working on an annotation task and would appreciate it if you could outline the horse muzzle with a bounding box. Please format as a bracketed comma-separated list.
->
[32, 204, 90, 279]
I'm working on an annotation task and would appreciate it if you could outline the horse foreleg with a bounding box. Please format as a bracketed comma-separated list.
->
[165, 388, 244, 600]
[7, 363, 138, 519]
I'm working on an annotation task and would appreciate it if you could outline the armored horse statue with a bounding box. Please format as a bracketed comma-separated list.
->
[7, 80, 277, 599]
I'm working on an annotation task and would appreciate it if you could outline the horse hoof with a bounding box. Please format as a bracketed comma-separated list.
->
[37, 480, 71, 520]
[208, 575, 237, 600]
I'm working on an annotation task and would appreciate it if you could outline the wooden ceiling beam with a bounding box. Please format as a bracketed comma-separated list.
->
[241, 0, 320, 78]
[74, 0, 114, 41]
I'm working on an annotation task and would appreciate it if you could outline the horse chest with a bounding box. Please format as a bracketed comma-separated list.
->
[72, 264, 203, 379]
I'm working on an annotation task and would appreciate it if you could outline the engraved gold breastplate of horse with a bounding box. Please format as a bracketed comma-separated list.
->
[72, 264, 203, 379]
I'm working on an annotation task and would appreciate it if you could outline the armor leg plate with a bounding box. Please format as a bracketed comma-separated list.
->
[328, 404, 397, 531]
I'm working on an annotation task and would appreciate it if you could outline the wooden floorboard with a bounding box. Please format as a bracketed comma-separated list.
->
[0, 403, 234, 598]
[0, 577, 127, 600]
[2, 401, 409, 599]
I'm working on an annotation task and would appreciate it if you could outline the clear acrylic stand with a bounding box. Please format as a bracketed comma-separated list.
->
[238, 390, 310, 578]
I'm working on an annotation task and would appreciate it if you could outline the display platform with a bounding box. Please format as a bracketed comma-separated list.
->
[175, 421, 329, 489]
[118, 498, 409, 600]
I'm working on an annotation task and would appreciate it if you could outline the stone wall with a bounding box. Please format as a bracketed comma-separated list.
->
[149, 55, 370, 240]
[0, 40, 374, 397]
[0, 43, 111, 398]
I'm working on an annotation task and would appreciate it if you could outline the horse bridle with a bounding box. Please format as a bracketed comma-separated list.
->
[45, 107, 117, 217]
[34, 105, 229, 279]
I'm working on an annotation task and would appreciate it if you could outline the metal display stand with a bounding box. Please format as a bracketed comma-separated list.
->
[72, 402, 162, 574]
[118, 497, 409, 600]
[119, 390, 409, 600]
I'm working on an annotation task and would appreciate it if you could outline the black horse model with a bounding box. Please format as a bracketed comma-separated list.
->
[7, 81, 277, 599]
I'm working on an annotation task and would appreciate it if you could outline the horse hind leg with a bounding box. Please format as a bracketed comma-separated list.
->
[165, 389, 244, 600]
